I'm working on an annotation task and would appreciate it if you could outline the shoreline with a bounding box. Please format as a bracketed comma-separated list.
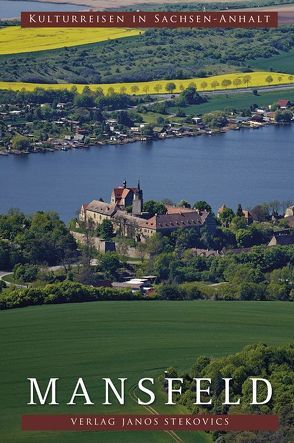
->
[1, 120, 292, 157]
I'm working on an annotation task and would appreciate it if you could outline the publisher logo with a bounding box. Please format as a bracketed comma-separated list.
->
[22, 414, 279, 431]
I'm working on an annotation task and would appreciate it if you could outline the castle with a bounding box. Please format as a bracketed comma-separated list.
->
[79, 182, 216, 242]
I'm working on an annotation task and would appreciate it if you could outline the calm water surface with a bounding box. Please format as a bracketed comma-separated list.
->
[0, 0, 85, 19]
[0, 125, 293, 221]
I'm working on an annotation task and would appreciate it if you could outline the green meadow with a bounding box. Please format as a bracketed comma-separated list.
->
[249, 48, 294, 74]
[0, 301, 293, 443]
[168, 88, 294, 116]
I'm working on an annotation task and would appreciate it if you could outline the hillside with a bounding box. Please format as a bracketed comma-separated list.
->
[0, 26, 293, 84]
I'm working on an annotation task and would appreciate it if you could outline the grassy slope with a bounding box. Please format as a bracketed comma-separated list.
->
[168, 87, 294, 115]
[0, 71, 293, 94]
[0, 301, 293, 443]
[249, 48, 294, 73]
[0, 27, 141, 55]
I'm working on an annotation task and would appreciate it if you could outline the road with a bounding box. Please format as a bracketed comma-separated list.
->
[0, 271, 28, 288]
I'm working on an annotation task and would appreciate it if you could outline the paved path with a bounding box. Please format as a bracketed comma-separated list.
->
[0, 271, 27, 288]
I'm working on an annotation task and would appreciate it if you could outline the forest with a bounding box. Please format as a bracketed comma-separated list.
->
[164, 343, 294, 442]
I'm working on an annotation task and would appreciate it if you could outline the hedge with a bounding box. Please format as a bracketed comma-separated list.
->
[0, 281, 140, 310]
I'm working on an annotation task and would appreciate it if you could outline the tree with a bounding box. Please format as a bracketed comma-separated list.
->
[243, 75, 251, 87]
[97, 219, 114, 241]
[144, 233, 172, 256]
[233, 78, 242, 88]
[236, 204, 244, 217]
[16, 211, 78, 266]
[100, 253, 121, 279]
[193, 201, 211, 212]
[211, 80, 219, 90]
[74, 93, 95, 108]
[131, 85, 139, 94]
[107, 87, 115, 95]
[275, 110, 293, 123]
[221, 79, 232, 89]
[218, 207, 235, 227]
[200, 81, 208, 90]
[0, 280, 6, 293]
[13, 263, 39, 283]
[203, 111, 228, 128]
[154, 84, 162, 93]
[142, 85, 150, 94]
[178, 87, 206, 105]
[177, 200, 191, 208]
[251, 204, 270, 222]
[11, 135, 31, 151]
[265, 75, 273, 85]
[143, 200, 167, 217]
[117, 110, 133, 127]
[165, 82, 176, 94]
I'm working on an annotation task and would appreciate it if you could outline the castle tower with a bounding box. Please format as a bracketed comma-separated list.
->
[132, 181, 143, 215]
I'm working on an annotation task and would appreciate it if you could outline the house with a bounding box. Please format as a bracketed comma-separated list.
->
[192, 117, 202, 124]
[242, 209, 253, 225]
[284, 215, 294, 228]
[73, 134, 85, 143]
[82, 200, 117, 224]
[284, 205, 294, 217]
[268, 231, 294, 246]
[277, 99, 291, 109]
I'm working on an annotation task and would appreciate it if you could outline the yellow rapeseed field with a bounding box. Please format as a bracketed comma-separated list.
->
[0, 26, 141, 55]
[0, 71, 293, 94]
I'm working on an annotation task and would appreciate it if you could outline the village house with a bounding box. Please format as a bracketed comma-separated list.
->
[284, 205, 294, 218]
[79, 182, 216, 242]
[277, 99, 291, 110]
[268, 231, 294, 247]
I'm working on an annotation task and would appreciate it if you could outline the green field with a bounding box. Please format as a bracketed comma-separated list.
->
[169, 88, 294, 115]
[249, 48, 294, 74]
[0, 301, 293, 443]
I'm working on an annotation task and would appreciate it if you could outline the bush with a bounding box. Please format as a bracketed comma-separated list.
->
[0, 281, 139, 310]
[13, 264, 39, 283]
[0, 280, 7, 292]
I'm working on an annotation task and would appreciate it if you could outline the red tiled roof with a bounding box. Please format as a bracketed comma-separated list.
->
[277, 99, 290, 107]
[143, 212, 205, 230]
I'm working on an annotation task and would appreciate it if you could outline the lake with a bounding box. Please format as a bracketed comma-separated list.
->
[0, 0, 85, 19]
[0, 125, 293, 221]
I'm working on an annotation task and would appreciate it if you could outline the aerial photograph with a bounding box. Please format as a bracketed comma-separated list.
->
[0, 1, 293, 442]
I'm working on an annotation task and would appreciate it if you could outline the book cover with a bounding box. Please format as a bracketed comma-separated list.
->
[0, 1, 293, 442]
